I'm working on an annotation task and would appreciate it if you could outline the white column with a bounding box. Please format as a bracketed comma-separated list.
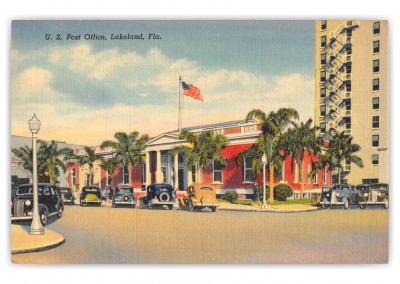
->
[174, 154, 179, 190]
[156, 150, 162, 183]
[145, 151, 151, 185]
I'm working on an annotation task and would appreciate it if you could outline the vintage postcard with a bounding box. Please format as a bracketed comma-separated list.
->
[10, 20, 389, 264]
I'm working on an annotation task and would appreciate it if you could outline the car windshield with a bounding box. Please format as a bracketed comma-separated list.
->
[17, 185, 48, 195]
[322, 187, 330, 192]
[200, 187, 213, 191]
[116, 187, 133, 194]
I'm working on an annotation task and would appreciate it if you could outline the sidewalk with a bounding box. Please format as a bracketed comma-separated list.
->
[219, 202, 320, 213]
[11, 224, 65, 254]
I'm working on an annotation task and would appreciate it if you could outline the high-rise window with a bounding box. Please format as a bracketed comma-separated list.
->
[320, 105, 326, 116]
[372, 97, 380, 110]
[344, 117, 351, 129]
[372, 135, 379, 147]
[344, 99, 351, 110]
[373, 40, 380, 53]
[373, 78, 380, 91]
[320, 88, 326, 98]
[321, 36, 326, 47]
[321, 20, 327, 30]
[321, 53, 326, 64]
[372, 154, 379, 165]
[373, 59, 380, 73]
[346, 65, 352, 74]
[346, 82, 351, 91]
[320, 122, 326, 133]
[373, 22, 380, 34]
[320, 70, 326, 82]
[372, 116, 380, 128]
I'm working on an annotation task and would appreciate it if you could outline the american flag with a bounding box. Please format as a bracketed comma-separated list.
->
[181, 81, 203, 102]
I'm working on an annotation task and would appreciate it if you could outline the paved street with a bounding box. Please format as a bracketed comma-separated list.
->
[11, 205, 388, 264]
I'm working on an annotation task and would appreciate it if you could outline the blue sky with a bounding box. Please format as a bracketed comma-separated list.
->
[11, 20, 315, 145]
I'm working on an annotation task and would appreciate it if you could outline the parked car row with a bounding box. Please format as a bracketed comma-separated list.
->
[312, 183, 389, 210]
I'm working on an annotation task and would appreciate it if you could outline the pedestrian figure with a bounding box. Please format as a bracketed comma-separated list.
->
[250, 182, 261, 206]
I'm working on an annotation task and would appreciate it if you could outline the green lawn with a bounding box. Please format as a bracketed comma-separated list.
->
[218, 198, 311, 206]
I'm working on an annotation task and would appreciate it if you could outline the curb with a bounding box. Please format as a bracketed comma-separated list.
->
[12, 238, 65, 254]
[11, 225, 65, 255]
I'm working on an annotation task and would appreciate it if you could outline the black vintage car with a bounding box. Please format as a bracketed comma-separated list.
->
[112, 185, 136, 208]
[320, 184, 360, 209]
[11, 183, 63, 226]
[80, 186, 102, 206]
[358, 183, 389, 209]
[57, 187, 75, 205]
[139, 183, 176, 210]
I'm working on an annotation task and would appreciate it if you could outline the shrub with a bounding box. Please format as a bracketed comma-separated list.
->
[273, 184, 294, 201]
[223, 191, 238, 203]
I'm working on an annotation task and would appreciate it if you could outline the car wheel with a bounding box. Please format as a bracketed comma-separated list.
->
[211, 206, 217, 212]
[57, 204, 64, 218]
[383, 199, 389, 209]
[321, 198, 329, 209]
[359, 203, 367, 210]
[159, 192, 170, 202]
[343, 199, 349, 210]
[39, 208, 48, 226]
[188, 201, 194, 212]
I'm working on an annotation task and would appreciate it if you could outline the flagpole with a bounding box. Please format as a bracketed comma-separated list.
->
[178, 76, 182, 132]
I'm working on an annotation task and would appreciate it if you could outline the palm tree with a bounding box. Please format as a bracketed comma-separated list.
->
[170, 130, 228, 183]
[100, 131, 149, 185]
[72, 146, 103, 186]
[37, 140, 71, 183]
[322, 131, 363, 183]
[100, 157, 118, 187]
[11, 146, 34, 174]
[281, 119, 320, 198]
[239, 108, 299, 204]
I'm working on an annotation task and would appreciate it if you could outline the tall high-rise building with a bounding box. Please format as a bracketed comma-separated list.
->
[315, 20, 388, 184]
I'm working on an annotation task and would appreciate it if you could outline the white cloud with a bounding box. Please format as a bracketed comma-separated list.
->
[11, 43, 315, 145]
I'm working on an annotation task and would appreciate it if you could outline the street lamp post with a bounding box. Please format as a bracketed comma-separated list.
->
[262, 152, 267, 209]
[28, 113, 44, 235]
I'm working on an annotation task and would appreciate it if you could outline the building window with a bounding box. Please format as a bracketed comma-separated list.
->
[344, 99, 351, 111]
[320, 70, 326, 82]
[243, 157, 255, 183]
[345, 82, 351, 92]
[321, 20, 327, 30]
[161, 166, 167, 183]
[123, 165, 128, 184]
[321, 53, 326, 64]
[142, 162, 146, 184]
[373, 59, 380, 73]
[372, 116, 380, 128]
[212, 160, 223, 183]
[320, 122, 326, 133]
[373, 22, 380, 34]
[373, 40, 380, 53]
[85, 173, 90, 186]
[178, 154, 184, 163]
[294, 160, 299, 183]
[320, 105, 326, 116]
[346, 64, 352, 74]
[320, 88, 326, 98]
[372, 154, 379, 165]
[372, 97, 380, 110]
[321, 36, 326, 47]
[191, 165, 196, 183]
[344, 117, 351, 130]
[72, 169, 76, 185]
[372, 135, 379, 147]
[373, 78, 380, 91]
[323, 166, 327, 184]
